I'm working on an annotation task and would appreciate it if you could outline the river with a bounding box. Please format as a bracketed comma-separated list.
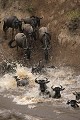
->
[0, 63, 80, 120]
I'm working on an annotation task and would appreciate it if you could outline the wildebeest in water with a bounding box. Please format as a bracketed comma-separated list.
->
[51, 85, 65, 99]
[67, 100, 79, 108]
[35, 77, 50, 96]
[31, 61, 44, 74]
[14, 76, 29, 87]
[73, 91, 80, 100]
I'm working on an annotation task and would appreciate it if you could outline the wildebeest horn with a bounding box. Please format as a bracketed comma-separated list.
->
[60, 85, 63, 88]
[67, 100, 70, 104]
[73, 91, 77, 95]
[45, 77, 48, 81]
[35, 78, 37, 80]
[13, 75, 18, 78]
[77, 101, 80, 103]
[60, 85, 65, 90]
[51, 85, 54, 89]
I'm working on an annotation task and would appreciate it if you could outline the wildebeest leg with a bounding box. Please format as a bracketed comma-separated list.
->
[44, 49, 48, 63]
[4, 31, 7, 40]
[3, 29, 7, 40]
[12, 28, 14, 40]
[16, 43, 18, 51]
[3, 22, 7, 39]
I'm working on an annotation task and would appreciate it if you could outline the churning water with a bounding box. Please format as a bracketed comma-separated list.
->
[0, 63, 80, 108]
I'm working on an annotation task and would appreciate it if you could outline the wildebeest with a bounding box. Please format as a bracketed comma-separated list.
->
[51, 85, 65, 99]
[8, 33, 32, 59]
[14, 76, 29, 87]
[21, 16, 43, 31]
[3, 16, 22, 39]
[39, 27, 51, 62]
[35, 77, 50, 96]
[73, 91, 80, 100]
[31, 61, 44, 74]
[67, 100, 79, 108]
[22, 24, 37, 46]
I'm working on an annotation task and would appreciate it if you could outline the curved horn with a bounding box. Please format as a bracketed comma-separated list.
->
[60, 85, 63, 88]
[51, 85, 54, 89]
[67, 100, 70, 104]
[73, 91, 77, 95]
[45, 77, 48, 81]
[60, 85, 65, 90]
[35, 78, 38, 80]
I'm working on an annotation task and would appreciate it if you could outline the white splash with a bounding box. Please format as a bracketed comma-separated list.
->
[0, 64, 80, 106]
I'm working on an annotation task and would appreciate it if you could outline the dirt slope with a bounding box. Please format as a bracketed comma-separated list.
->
[0, 0, 80, 70]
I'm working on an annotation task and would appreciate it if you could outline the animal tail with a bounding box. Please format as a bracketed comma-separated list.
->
[8, 40, 17, 48]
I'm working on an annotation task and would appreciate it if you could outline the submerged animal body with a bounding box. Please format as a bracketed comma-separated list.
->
[35, 78, 50, 95]
[51, 85, 65, 99]
[14, 76, 29, 87]
[73, 91, 80, 100]
[67, 100, 79, 108]
[31, 61, 44, 74]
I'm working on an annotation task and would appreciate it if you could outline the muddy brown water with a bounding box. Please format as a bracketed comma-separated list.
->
[0, 64, 80, 120]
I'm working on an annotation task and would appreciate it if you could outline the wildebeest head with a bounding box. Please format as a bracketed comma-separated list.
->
[51, 85, 65, 98]
[51, 85, 65, 91]
[13, 76, 20, 81]
[30, 16, 43, 27]
[35, 78, 50, 94]
[67, 100, 79, 108]
[12, 19, 22, 32]
[35, 77, 50, 84]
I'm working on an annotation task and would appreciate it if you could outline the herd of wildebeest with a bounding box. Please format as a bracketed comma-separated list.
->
[3, 15, 51, 61]
[1, 15, 80, 108]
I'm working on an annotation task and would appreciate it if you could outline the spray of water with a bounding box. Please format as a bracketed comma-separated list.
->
[0, 63, 80, 106]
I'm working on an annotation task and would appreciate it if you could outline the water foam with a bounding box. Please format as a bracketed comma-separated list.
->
[0, 64, 80, 106]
